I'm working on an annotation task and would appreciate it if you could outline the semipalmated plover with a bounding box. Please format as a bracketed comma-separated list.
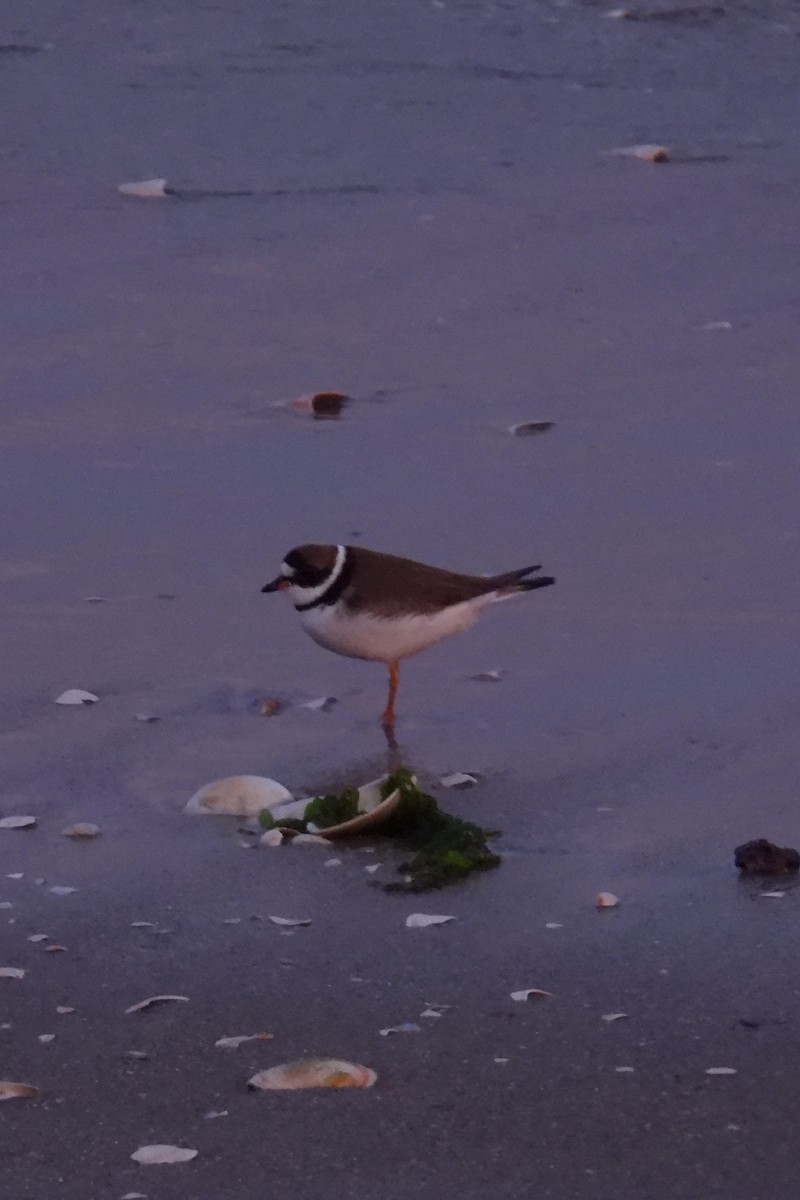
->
[262, 544, 555, 728]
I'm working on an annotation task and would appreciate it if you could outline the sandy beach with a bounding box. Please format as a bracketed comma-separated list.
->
[3, 0, 800, 1196]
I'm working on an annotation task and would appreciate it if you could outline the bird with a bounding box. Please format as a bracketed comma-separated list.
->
[262, 544, 555, 730]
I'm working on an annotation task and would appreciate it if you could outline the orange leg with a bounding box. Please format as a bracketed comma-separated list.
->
[382, 660, 400, 728]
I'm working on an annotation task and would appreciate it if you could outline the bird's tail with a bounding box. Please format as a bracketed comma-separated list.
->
[488, 564, 556, 596]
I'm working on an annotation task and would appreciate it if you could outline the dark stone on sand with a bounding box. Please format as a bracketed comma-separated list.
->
[311, 391, 348, 419]
[734, 838, 800, 875]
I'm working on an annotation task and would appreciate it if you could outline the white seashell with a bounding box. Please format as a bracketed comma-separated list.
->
[511, 988, 554, 1002]
[0, 815, 37, 830]
[611, 143, 670, 163]
[260, 828, 284, 847]
[118, 178, 168, 198]
[185, 775, 293, 817]
[214, 1033, 273, 1049]
[62, 823, 100, 838]
[130, 1144, 197, 1164]
[248, 1058, 377, 1090]
[596, 892, 620, 908]
[125, 994, 189, 1014]
[55, 689, 98, 705]
[439, 772, 480, 789]
[261, 797, 308, 822]
[405, 913, 455, 929]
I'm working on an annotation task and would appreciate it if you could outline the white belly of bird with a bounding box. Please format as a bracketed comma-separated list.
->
[299, 597, 493, 662]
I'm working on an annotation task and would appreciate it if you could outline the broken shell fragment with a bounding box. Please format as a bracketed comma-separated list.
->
[118, 178, 168, 198]
[0, 815, 37, 830]
[125, 994, 189, 1014]
[312, 776, 402, 839]
[612, 143, 670, 162]
[511, 988, 554, 1002]
[185, 775, 292, 817]
[439, 771, 480, 789]
[248, 1058, 377, 1090]
[130, 1144, 198, 1164]
[0, 967, 25, 979]
[0, 1081, 39, 1101]
[596, 892, 620, 908]
[405, 913, 455, 928]
[55, 689, 98, 705]
[215, 1033, 273, 1049]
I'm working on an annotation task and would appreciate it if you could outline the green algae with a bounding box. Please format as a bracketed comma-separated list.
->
[302, 788, 360, 829]
[257, 768, 500, 892]
[377, 769, 500, 892]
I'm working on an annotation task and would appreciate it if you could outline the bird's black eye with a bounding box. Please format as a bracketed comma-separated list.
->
[283, 548, 329, 588]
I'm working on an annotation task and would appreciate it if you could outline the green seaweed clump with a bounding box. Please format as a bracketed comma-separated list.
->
[303, 788, 360, 830]
[378, 768, 500, 892]
[257, 810, 307, 833]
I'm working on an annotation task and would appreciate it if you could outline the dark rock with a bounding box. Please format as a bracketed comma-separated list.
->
[734, 838, 800, 875]
[311, 391, 348, 419]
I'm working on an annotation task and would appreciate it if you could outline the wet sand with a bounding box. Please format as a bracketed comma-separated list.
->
[3, 0, 800, 1196]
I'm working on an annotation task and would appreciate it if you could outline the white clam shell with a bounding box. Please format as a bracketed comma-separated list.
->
[118, 178, 168, 198]
[248, 1058, 377, 1090]
[185, 776, 293, 817]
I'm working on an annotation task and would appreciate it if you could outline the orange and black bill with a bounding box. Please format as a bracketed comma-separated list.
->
[261, 576, 290, 593]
